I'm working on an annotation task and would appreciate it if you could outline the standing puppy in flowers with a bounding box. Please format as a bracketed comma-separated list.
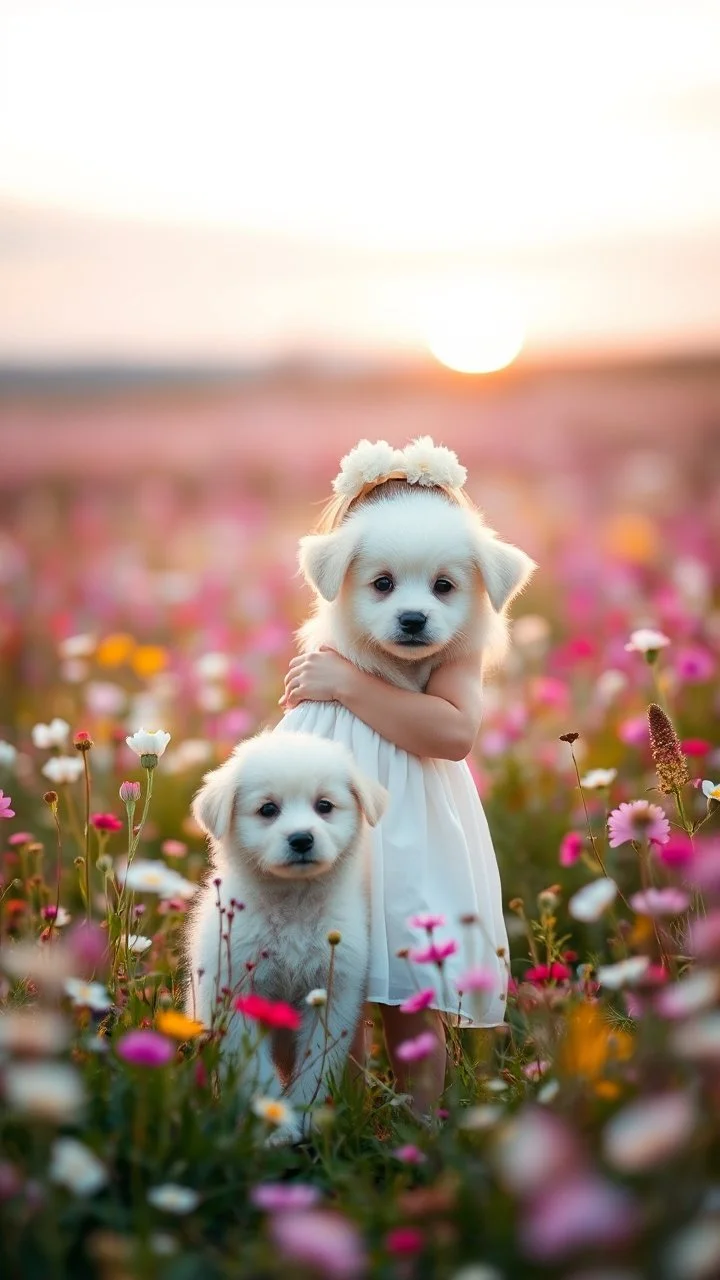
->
[185, 731, 386, 1146]
[279, 438, 536, 1116]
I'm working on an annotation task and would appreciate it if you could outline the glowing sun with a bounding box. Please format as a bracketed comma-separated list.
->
[425, 282, 525, 374]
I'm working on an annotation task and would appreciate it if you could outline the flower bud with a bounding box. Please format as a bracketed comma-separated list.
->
[119, 781, 142, 804]
[43, 791, 58, 808]
[73, 731, 93, 752]
[559, 732, 579, 744]
[327, 930, 342, 946]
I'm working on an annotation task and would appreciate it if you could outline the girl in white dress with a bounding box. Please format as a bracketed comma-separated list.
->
[277, 438, 535, 1114]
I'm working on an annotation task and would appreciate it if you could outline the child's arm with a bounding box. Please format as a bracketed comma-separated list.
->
[280, 648, 483, 761]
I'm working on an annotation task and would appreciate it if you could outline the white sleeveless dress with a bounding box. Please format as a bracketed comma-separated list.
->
[277, 700, 509, 1027]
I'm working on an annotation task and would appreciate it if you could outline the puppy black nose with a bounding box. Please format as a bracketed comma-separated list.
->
[398, 611, 427, 635]
[287, 830, 314, 854]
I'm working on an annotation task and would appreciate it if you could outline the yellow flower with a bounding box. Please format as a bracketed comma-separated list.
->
[559, 1002, 633, 1081]
[602, 513, 658, 565]
[156, 1010, 205, 1041]
[132, 646, 169, 678]
[97, 634, 136, 667]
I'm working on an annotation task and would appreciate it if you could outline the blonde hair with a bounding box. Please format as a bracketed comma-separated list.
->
[311, 474, 477, 534]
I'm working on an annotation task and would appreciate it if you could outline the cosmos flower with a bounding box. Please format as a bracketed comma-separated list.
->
[115, 1029, 174, 1067]
[392, 1144, 427, 1164]
[559, 832, 583, 866]
[147, 1184, 200, 1214]
[579, 768, 617, 789]
[455, 966, 497, 993]
[524, 962, 572, 985]
[630, 887, 691, 916]
[270, 1209, 366, 1278]
[235, 994, 301, 1030]
[408, 939, 459, 965]
[0, 791, 15, 819]
[395, 1031, 438, 1062]
[64, 978, 113, 1012]
[607, 800, 670, 847]
[251, 1182, 322, 1211]
[399, 988, 436, 1013]
[31, 718, 70, 749]
[90, 813, 123, 832]
[602, 1093, 696, 1172]
[42, 756, 84, 785]
[568, 878, 618, 922]
[596, 956, 650, 989]
[408, 912, 446, 930]
[119, 780, 142, 804]
[49, 1138, 107, 1197]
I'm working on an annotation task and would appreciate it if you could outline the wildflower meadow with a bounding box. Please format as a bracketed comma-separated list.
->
[1, 430, 720, 1280]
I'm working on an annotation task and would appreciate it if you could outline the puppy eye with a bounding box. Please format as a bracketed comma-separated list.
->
[257, 801, 280, 819]
[315, 798, 334, 815]
[373, 575, 394, 594]
[434, 577, 455, 595]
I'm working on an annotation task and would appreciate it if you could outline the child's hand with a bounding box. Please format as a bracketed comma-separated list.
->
[280, 647, 355, 710]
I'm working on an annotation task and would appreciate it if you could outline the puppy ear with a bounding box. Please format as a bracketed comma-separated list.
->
[471, 527, 536, 613]
[350, 770, 388, 828]
[298, 527, 358, 602]
[192, 761, 237, 841]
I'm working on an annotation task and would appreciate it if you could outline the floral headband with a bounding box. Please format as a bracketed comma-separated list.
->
[332, 436, 467, 502]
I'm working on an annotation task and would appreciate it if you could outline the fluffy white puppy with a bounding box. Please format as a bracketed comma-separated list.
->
[298, 485, 535, 689]
[185, 730, 386, 1145]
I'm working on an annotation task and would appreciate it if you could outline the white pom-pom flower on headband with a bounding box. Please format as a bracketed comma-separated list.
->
[331, 437, 467, 502]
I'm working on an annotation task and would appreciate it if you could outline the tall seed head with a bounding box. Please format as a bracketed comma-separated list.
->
[647, 702, 690, 794]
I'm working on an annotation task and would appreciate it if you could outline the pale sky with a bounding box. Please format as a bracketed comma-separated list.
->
[1, 0, 720, 363]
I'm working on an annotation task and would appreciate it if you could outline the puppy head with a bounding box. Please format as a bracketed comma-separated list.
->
[299, 489, 535, 662]
[192, 731, 386, 881]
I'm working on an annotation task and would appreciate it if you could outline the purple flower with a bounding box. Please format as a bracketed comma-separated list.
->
[396, 1031, 438, 1062]
[520, 1175, 638, 1261]
[399, 988, 436, 1014]
[674, 644, 715, 683]
[607, 800, 670, 848]
[270, 1210, 365, 1278]
[392, 1144, 426, 1164]
[115, 1030, 174, 1067]
[251, 1183, 321, 1212]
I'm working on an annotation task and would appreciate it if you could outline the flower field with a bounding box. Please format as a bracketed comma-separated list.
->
[1, 410, 720, 1280]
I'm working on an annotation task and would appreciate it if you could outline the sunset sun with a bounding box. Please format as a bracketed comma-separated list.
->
[426, 283, 525, 374]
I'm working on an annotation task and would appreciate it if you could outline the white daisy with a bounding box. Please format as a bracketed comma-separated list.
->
[251, 1096, 298, 1128]
[126, 934, 153, 955]
[580, 768, 618, 789]
[31, 718, 71, 750]
[147, 1184, 200, 1215]
[624, 628, 670, 654]
[4, 1061, 85, 1121]
[126, 728, 171, 759]
[568, 877, 618, 923]
[64, 978, 113, 1013]
[702, 780, 720, 803]
[596, 956, 651, 989]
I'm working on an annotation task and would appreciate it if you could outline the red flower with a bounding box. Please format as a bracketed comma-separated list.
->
[681, 738, 711, 757]
[525, 962, 571, 985]
[234, 993, 301, 1030]
[91, 813, 124, 832]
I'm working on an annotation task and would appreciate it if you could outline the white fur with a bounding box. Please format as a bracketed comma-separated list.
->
[184, 731, 386, 1145]
[298, 489, 535, 690]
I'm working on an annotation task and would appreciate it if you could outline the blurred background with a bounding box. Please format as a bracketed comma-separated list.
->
[1, 0, 720, 897]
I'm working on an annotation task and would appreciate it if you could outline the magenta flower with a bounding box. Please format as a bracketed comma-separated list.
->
[607, 800, 670, 847]
[674, 644, 715, 683]
[115, 1030, 174, 1067]
[455, 965, 497, 993]
[525, 962, 571, 985]
[409, 939, 458, 965]
[7, 831, 32, 847]
[392, 1144, 426, 1164]
[559, 831, 583, 867]
[618, 715, 648, 746]
[655, 833, 695, 868]
[90, 813, 123, 832]
[0, 791, 15, 820]
[161, 840, 187, 858]
[270, 1210, 365, 1279]
[396, 1031, 438, 1063]
[630, 888, 691, 917]
[251, 1183, 321, 1212]
[408, 912, 446, 931]
[119, 781, 142, 804]
[385, 1226, 425, 1257]
[399, 988, 436, 1014]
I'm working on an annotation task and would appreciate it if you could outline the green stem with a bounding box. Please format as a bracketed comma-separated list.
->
[82, 751, 92, 920]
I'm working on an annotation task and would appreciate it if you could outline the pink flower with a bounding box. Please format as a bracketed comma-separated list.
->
[116, 1030, 174, 1067]
[396, 1032, 438, 1062]
[0, 791, 15, 819]
[607, 800, 670, 847]
[681, 738, 711, 757]
[655, 833, 694, 868]
[689, 909, 720, 958]
[524, 962, 571, 985]
[67, 920, 108, 976]
[523, 1061, 550, 1080]
[392, 1144, 426, 1164]
[455, 965, 497, 993]
[520, 1175, 637, 1261]
[90, 813, 123, 832]
[408, 913, 446, 931]
[399, 989, 436, 1014]
[559, 832, 583, 867]
[618, 715, 648, 747]
[408, 940, 458, 965]
[161, 839, 187, 859]
[251, 1183, 321, 1211]
[630, 888, 691, 916]
[385, 1226, 424, 1256]
[674, 645, 715, 683]
[119, 781, 142, 804]
[7, 831, 32, 847]
[270, 1210, 365, 1278]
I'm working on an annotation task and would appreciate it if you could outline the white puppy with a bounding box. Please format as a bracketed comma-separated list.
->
[298, 484, 535, 687]
[185, 730, 386, 1145]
